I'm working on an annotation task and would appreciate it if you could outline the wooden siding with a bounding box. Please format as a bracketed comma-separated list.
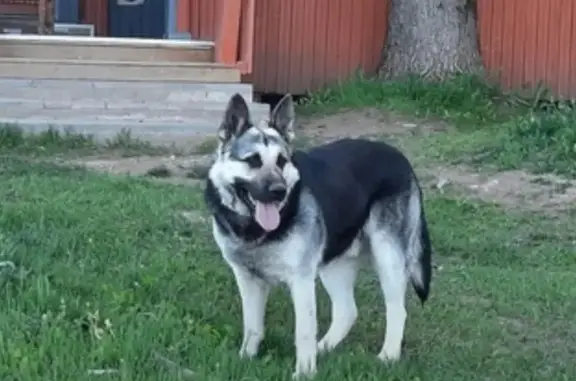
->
[478, 0, 576, 98]
[246, 0, 389, 94]
[176, 0, 218, 41]
[177, 0, 388, 94]
[188, 0, 218, 41]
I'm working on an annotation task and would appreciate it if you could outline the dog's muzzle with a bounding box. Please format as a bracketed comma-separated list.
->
[234, 178, 288, 232]
[238, 179, 287, 204]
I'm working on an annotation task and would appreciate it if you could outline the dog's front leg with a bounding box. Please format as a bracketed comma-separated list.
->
[288, 276, 318, 379]
[231, 265, 270, 358]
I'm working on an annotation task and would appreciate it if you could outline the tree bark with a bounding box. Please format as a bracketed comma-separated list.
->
[378, 0, 483, 80]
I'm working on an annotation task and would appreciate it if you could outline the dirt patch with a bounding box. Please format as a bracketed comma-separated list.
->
[65, 154, 212, 186]
[57, 108, 576, 214]
[297, 108, 447, 142]
[425, 165, 576, 213]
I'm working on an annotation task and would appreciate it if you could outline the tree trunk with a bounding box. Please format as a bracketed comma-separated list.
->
[378, 0, 483, 80]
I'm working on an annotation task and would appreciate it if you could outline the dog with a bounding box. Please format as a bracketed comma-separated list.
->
[204, 93, 432, 378]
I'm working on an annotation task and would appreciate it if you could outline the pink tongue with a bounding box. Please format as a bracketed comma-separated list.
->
[254, 202, 281, 231]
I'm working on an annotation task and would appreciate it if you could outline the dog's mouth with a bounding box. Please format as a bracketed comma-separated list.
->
[248, 194, 281, 232]
[236, 182, 285, 232]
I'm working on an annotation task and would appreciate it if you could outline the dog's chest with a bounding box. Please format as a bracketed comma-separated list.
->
[213, 223, 319, 284]
[228, 245, 297, 283]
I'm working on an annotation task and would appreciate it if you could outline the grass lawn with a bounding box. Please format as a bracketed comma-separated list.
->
[0, 156, 574, 381]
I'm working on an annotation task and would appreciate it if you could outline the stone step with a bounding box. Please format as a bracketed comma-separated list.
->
[0, 58, 240, 82]
[0, 34, 214, 63]
[0, 99, 269, 113]
[0, 98, 267, 112]
[0, 104, 271, 143]
[0, 79, 254, 103]
[0, 103, 270, 121]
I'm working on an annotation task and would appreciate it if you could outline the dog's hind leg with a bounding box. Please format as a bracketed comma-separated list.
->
[231, 265, 270, 359]
[317, 251, 359, 353]
[367, 227, 408, 363]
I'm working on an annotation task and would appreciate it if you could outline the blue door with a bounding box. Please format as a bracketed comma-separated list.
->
[108, 0, 166, 39]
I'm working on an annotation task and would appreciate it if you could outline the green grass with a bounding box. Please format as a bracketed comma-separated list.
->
[0, 158, 574, 380]
[300, 74, 576, 178]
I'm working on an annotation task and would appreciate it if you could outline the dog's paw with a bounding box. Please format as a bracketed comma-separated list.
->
[238, 345, 259, 359]
[377, 348, 401, 364]
[239, 349, 255, 359]
[317, 338, 334, 354]
[292, 368, 317, 380]
[238, 332, 263, 359]
[238, 342, 259, 359]
[292, 358, 317, 379]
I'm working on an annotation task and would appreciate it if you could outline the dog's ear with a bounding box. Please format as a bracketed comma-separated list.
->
[270, 94, 295, 143]
[218, 93, 252, 141]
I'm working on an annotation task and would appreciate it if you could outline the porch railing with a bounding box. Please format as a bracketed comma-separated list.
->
[175, 0, 254, 75]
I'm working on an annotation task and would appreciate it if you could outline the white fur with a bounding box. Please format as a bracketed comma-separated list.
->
[212, 189, 323, 378]
[365, 210, 408, 362]
[317, 247, 360, 353]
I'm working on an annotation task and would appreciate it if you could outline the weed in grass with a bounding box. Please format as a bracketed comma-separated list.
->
[146, 165, 173, 178]
[192, 137, 219, 155]
[103, 129, 171, 156]
[0, 159, 573, 380]
[492, 110, 576, 176]
[0, 125, 169, 157]
[0, 124, 97, 154]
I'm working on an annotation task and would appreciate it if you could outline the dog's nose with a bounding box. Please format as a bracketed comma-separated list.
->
[268, 182, 287, 202]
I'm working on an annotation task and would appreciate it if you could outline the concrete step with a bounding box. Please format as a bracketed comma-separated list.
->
[0, 34, 214, 63]
[0, 58, 240, 82]
[0, 104, 271, 143]
[0, 79, 255, 104]
[0, 101, 270, 114]
[0, 98, 266, 111]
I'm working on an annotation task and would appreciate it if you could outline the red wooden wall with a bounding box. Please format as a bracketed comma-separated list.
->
[478, 0, 576, 98]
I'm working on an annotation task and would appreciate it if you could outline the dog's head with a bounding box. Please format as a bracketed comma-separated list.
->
[208, 93, 300, 232]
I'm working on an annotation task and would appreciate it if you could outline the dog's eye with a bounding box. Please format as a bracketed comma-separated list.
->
[243, 154, 262, 168]
[276, 155, 287, 169]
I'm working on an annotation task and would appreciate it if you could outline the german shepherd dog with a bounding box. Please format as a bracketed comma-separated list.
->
[204, 93, 432, 378]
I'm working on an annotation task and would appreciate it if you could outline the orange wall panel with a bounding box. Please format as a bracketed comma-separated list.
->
[245, 0, 389, 94]
[187, 0, 218, 41]
[478, 0, 576, 98]
[179, 0, 388, 94]
[79, 0, 107, 36]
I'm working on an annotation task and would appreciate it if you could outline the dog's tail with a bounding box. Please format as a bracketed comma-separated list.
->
[406, 185, 432, 305]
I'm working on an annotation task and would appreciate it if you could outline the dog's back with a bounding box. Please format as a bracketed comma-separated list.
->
[293, 138, 431, 302]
